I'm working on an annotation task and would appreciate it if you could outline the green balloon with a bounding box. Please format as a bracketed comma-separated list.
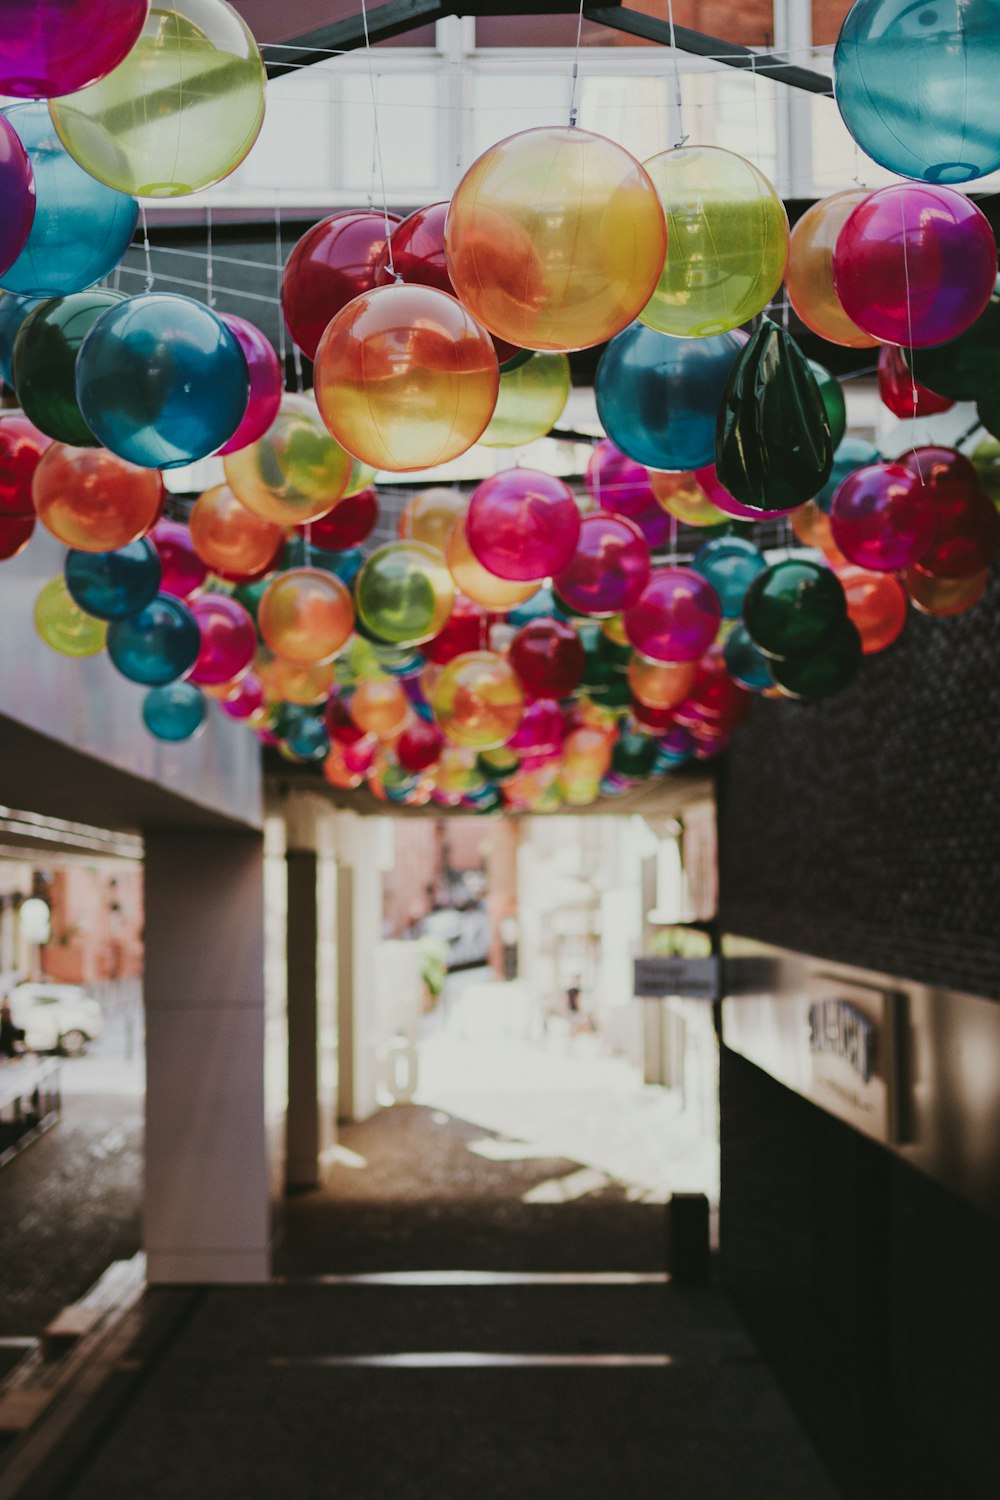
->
[743, 559, 847, 660]
[907, 276, 1000, 403]
[716, 322, 834, 511]
[612, 732, 658, 777]
[808, 359, 847, 450]
[355, 541, 454, 647]
[969, 436, 1000, 507]
[480, 352, 571, 448]
[771, 618, 862, 701]
[13, 290, 125, 445]
[478, 747, 519, 782]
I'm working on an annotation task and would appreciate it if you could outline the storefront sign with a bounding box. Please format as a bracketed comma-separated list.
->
[805, 975, 901, 1144]
[634, 955, 719, 1000]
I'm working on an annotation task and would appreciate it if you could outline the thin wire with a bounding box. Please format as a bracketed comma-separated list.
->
[568, 0, 585, 128]
[666, 0, 688, 147]
[360, 0, 397, 279]
[115, 262, 281, 305]
[139, 203, 154, 293]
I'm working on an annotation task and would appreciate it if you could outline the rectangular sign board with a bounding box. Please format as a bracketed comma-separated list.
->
[634, 956, 720, 1001]
[806, 974, 902, 1145]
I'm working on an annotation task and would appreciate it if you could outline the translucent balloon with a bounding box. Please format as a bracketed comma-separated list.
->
[816, 435, 881, 513]
[224, 396, 352, 526]
[877, 344, 954, 420]
[142, 681, 206, 742]
[33, 444, 163, 552]
[834, 0, 1000, 185]
[691, 536, 766, 619]
[215, 315, 282, 457]
[355, 541, 455, 647]
[398, 488, 465, 553]
[423, 594, 485, 664]
[830, 462, 936, 572]
[314, 284, 499, 473]
[509, 618, 584, 699]
[697, 461, 797, 522]
[832, 184, 997, 347]
[258, 655, 334, 707]
[189, 483, 284, 582]
[743, 560, 848, 660]
[445, 126, 667, 352]
[466, 469, 580, 582]
[722, 623, 773, 691]
[444, 518, 540, 609]
[906, 276, 1000, 402]
[0, 411, 50, 515]
[837, 564, 907, 654]
[350, 678, 410, 739]
[790, 502, 849, 568]
[282, 211, 399, 361]
[585, 439, 656, 519]
[785, 190, 879, 348]
[220, 671, 264, 720]
[48, 0, 266, 198]
[627, 655, 697, 711]
[151, 518, 207, 600]
[397, 718, 444, 773]
[76, 294, 248, 468]
[282, 707, 330, 762]
[897, 447, 1000, 578]
[0, 293, 44, 384]
[648, 469, 727, 527]
[431, 650, 525, 749]
[13, 290, 124, 445]
[479, 352, 570, 447]
[258, 569, 354, 665]
[771, 618, 863, 702]
[309, 488, 378, 552]
[0, 0, 147, 97]
[0, 513, 34, 558]
[595, 325, 742, 472]
[34, 575, 106, 656]
[553, 513, 650, 619]
[809, 360, 847, 450]
[64, 538, 161, 621]
[905, 566, 988, 616]
[624, 567, 722, 663]
[0, 102, 135, 296]
[0, 116, 34, 275]
[640, 145, 787, 337]
[188, 593, 256, 685]
[107, 594, 200, 685]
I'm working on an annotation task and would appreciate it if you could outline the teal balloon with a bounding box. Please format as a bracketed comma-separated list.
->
[808, 359, 846, 449]
[0, 291, 43, 383]
[816, 434, 880, 513]
[107, 594, 199, 685]
[65, 538, 161, 621]
[834, 0, 1000, 185]
[142, 682, 206, 742]
[283, 708, 330, 761]
[743, 560, 847, 660]
[771, 618, 862, 701]
[723, 623, 773, 691]
[716, 322, 833, 511]
[0, 102, 137, 296]
[76, 293, 249, 468]
[906, 276, 1000, 402]
[13, 290, 125, 444]
[595, 323, 743, 471]
[691, 536, 766, 619]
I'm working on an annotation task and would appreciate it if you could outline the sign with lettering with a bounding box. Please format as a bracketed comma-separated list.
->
[634, 956, 719, 1001]
[806, 975, 901, 1145]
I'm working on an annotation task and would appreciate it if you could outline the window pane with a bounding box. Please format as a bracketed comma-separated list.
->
[478, 2, 775, 49]
[812, 2, 855, 49]
[237, 1, 436, 48]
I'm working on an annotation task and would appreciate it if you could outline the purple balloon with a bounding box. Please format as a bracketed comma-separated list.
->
[631, 501, 671, 550]
[586, 438, 656, 518]
[508, 698, 564, 756]
[188, 593, 257, 686]
[0, 115, 34, 276]
[659, 724, 695, 760]
[554, 512, 650, 617]
[217, 314, 283, 456]
[830, 462, 937, 573]
[0, 1, 149, 98]
[151, 518, 207, 600]
[624, 567, 722, 664]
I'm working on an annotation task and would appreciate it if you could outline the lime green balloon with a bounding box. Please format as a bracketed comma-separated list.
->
[640, 145, 789, 337]
[480, 352, 571, 448]
[356, 541, 455, 647]
[35, 576, 107, 657]
[48, 0, 266, 199]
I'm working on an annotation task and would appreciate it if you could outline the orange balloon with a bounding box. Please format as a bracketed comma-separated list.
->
[349, 677, 410, 738]
[431, 650, 524, 749]
[445, 126, 667, 352]
[791, 501, 849, 567]
[563, 724, 613, 780]
[785, 191, 880, 349]
[628, 655, 698, 709]
[190, 483, 285, 580]
[905, 567, 988, 617]
[399, 487, 467, 553]
[32, 444, 163, 553]
[257, 654, 335, 706]
[323, 744, 364, 790]
[445, 517, 540, 609]
[314, 284, 499, 473]
[224, 395, 352, 526]
[258, 568, 354, 664]
[649, 468, 727, 526]
[836, 565, 907, 654]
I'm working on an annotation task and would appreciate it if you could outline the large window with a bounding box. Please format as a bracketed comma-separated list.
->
[476, 3, 776, 50]
[811, 1, 855, 49]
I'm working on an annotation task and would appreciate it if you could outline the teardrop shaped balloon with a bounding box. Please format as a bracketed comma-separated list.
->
[715, 322, 833, 511]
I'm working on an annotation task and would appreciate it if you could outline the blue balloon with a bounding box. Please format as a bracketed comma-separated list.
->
[0, 292, 43, 384]
[0, 103, 137, 296]
[834, 0, 1000, 185]
[142, 682, 206, 742]
[595, 324, 742, 471]
[724, 623, 774, 691]
[816, 434, 880, 513]
[283, 708, 330, 761]
[326, 546, 364, 587]
[371, 644, 424, 678]
[691, 536, 766, 619]
[107, 594, 200, 686]
[76, 294, 249, 469]
[65, 538, 161, 621]
[508, 585, 568, 626]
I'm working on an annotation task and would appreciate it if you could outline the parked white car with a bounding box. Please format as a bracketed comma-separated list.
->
[7, 983, 104, 1056]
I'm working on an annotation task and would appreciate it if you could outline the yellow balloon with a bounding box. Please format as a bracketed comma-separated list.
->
[446, 126, 667, 353]
[648, 469, 728, 527]
[49, 0, 266, 198]
[479, 352, 571, 448]
[34, 576, 107, 657]
[257, 654, 335, 706]
[431, 650, 524, 750]
[349, 677, 410, 739]
[399, 488, 468, 553]
[445, 518, 540, 610]
[785, 190, 880, 349]
[640, 146, 788, 337]
[224, 396, 352, 526]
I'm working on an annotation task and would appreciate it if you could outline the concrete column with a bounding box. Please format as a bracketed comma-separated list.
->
[335, 812, 387, 1123]
[143, 828, 270, 1284]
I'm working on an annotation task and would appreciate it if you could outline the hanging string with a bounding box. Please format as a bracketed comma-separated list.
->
[568, 0, 585, 128]
[898, 192, 925, 483]
[274, 201, 289, 390]
[360, 0, 398, 280]
[139, 202, 154, 293]
[205, 203, 215, 309]
[666, 0, 688, 147]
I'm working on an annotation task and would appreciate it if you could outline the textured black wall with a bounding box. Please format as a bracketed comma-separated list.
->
[717, 568, 1000, 1001]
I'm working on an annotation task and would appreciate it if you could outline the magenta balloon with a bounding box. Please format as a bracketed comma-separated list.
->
[832, 184, 997, 349]
[216, 315, 283, 456]
[586, 438, 656, 519]
[830, 462, 937, 573]
[0, 1, 149, 98]
[631, 500, 671, 550]
[554, 512, 650, 617]
[466, 468, 580, 582]
[696, 464, 798, 521]
[188, 593, 257, 686]
[624, 567, 722, 663]
[507, 698, 564, 755]
[151, 518, 207, 600]
[220, 671, 264, 720]
[0, 116, 34, 275]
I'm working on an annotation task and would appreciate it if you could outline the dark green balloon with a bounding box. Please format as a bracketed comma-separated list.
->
[771, 618, 862, 702]
[12, 289, 125, 445]
[907, 276, 1000, 403]
[716, 321, 833, 510]
[612, 731, 658, 777]
[743, 559, 847, 660]
[969, 436, 1000, 505]
[808, 359, 846, 450]
[477, 747, 519, 783]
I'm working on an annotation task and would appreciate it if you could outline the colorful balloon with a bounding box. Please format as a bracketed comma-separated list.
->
[479, 352, 570, 448]
[64, 538, 161, 621]
[188, 593, 256, 686]
[12, 290, 124, 445]
[743, 560, 848, 660]
[355, 541, 455, 647]
[189, 483, 284, 581]
[282, 211, 399, 361]
[897, 447, 1000, 578]
[314, 283, 499, 472]
[397, 718, 444, 773]
[215, 315, 283, 457]
[33, 444, 163, 552]
[258, 569, 354, 665]
[906, 276, 1000, 402]
[790, 501, 849, 568]
[553, 513, 650, 618]
[509, 618, 584, 699]
[142, 681, 206, 742]
[0, 412, 50, 516]
[224, 396, 352, 526]
[691, 536, 766, 618]
[0, 513, 35, 558]
[837, 565, 908, 654]
[877, 344, 954, 421]
[830, 462, 937, 572]
[220, 672, 264, 720]
[0, 293, 44, 383]
[444, 518, 539, 609]
[423, 594, 486, 664]
[445, 126, 667, 352]
[785, 191, 879, 348]
[48, 0, 266, 198]
[905, 566, 988, 616]
[106, 594, 200, 685]
[0, 0, 148, 97]
[624, 567, 722, 663]
[585, 439, 657, 520]
[816, 435, 881, 513]
[150, 518, 207, 600]
[466, 469, 580, 582]
[258, 655, 335, 707]
[431, 650, 524, 749]
[722, 623, 773, 691]
[628, 655, 698, 711]
[696, 462, 793, 522]
[0, 115, 34, 275]
[398, 488, 465, 553]
[771, 619, 863, 702]
[809, 360, 847, 450]
[640, 145, 787, 337]
[309, 488, 378, 553]
[34, 575, 106, 656]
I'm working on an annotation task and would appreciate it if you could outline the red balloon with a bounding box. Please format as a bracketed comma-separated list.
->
[188, 594, 257, 686]
[306, 487, 378, 551]
[324, 695, 367, 747]
[830, 462, 936, 573]
[631, 698, 675, 734]
[876, 345, 953, 420]
[509, 617, 585, 699]
[674, 650, 751, 732]
[554, 512, 650, 617]
[896, 446, 977, 487]
[151, 518, 208, 600]
[423, 594, 485, 664]
[281, 210, 400, 360]
[466, 469, 580, 583]
[0, 412, 50, 517]
[0, 512, 34, 558]
[897, 447, 1000, 577]
[508, 698, 564, 755]
[396, 718, 444, 773]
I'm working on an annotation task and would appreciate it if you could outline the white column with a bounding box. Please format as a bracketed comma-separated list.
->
[334, 812, 388, 1123]
[773, 0, 814, 198]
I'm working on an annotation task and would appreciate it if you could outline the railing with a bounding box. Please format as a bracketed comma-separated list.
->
[0, 1058, 62, 1168]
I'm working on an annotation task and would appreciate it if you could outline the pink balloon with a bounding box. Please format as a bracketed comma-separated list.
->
[466, 469, 580, 582]
[631, 501, 671, 550]
[624, 567, 722, 663]
[554, 512, 650, 617]
[0, 0, 149, 99]
[188, 593, 257, 686]
[830, 462, 937, 573]
[151, 518, 208, 600]
[586, 438, 656, 518]
[507, 698, 564, 755]
[0, 116, 34, 274]
[216, 315, 283, 456]
[696, 464, 798, 521]
[833, 184, 997, 348]
[221, 672, 264, 720]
